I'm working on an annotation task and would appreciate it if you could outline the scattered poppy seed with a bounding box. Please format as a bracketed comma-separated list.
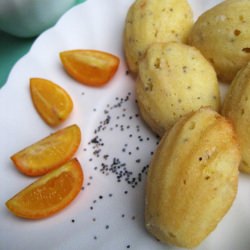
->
[87, 92, 158, 187]
[103, 155, 109, 160]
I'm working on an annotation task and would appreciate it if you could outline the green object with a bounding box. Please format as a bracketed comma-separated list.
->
[0, 0, 85, 88]
[0, 31, 34, 87]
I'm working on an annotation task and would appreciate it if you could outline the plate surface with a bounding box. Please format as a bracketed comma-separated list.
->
[0, 0, 250, 249]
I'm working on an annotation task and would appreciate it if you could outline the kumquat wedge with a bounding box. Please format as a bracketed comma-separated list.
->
[10, 124, 81, 176]
[6, 158, 83, 219]
[30, 78, 73, 127]
[60, 49, 120, 87]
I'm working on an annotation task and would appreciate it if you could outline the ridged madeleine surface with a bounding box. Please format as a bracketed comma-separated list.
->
[222, 62, 250, 173]
[124, 0, 193, 73]
[145, 108, 240, 248]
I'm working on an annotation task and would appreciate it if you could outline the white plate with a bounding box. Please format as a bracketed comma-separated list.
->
[0, 0, 250, 249]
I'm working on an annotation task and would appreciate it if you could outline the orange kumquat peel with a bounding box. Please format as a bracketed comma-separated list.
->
[30, 78, 73, 127]
[60, 49, 120, 87]
[6, 158, 83, 219]
[10, 124, 81, 176]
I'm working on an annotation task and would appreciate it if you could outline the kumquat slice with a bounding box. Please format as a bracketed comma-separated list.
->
[30, 78, 73, 127]
[60, 49, 120, 87]
[6, 158, 83, 219]
[10, 124, 81, 176]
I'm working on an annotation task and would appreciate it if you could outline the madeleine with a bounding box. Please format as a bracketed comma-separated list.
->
[145, 108, 240, 248]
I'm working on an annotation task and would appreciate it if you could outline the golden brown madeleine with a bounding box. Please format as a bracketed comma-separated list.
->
[136, 42, 220, 136]
[145, 108, 240, 248]
[222, 62, 250, 173]
[124, 0, 193, 74]
[188, 0, 250, 83]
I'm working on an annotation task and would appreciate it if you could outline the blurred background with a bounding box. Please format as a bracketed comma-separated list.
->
[0, 0, 85, 87]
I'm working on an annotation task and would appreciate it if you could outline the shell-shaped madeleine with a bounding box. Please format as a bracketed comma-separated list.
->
[222, 62, 250, 173]
[145, 108, 240, 248]
[124, 0, 193, 73]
